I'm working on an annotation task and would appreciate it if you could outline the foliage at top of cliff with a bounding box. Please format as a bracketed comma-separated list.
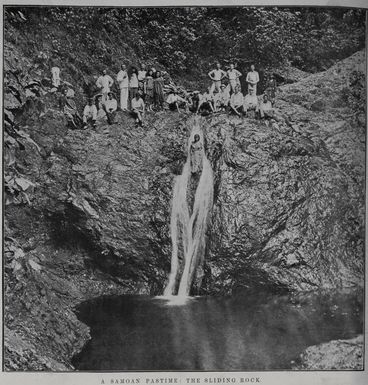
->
[5, 6, 365, 86]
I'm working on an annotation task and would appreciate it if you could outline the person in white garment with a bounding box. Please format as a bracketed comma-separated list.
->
[117, 64, 129, 111]
[96, 69, 114, 103]
[208, 62, 227, 94]
[104, 92, 118, 125]
[243, 88, 259, 115]
[51, 66, 61, 89]
[246, 64, 260, 94]
[83, 98, 97, 128]
[227, 63, 242, 94]
[229, 85, 244, 116]
[131, 92, 145, 126]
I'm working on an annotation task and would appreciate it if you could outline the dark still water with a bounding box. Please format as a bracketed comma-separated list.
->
[72, 291, 363, 371]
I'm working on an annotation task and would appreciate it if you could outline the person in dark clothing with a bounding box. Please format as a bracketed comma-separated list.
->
[153, 71, 165, 110]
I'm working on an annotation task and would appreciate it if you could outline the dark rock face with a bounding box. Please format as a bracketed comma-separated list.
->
[203, 52, 365, 294]
[294, 335, 364, 370]
[5, 50, 365, 296]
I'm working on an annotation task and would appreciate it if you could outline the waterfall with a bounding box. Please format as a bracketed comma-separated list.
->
[164, 122, 214, 297]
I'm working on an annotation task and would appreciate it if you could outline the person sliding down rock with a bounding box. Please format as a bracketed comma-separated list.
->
[104, 92, 117, 125]
[190, 134, 203, 174]
[131, 92, 145, 127]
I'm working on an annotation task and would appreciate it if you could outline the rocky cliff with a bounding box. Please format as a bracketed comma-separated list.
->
[4, 43, 365, 370]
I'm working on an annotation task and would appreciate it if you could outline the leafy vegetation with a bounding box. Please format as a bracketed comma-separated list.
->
[5, 6, 365, 85]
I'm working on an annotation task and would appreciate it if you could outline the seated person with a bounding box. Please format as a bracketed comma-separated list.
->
[166, 90, 188, 112]
[196, 87, 214, 114]
[214, 84, 230, 112]
[229, 85, 244, 116]
[258, 94, 289, 124]
[258, 94, 273, 118]
[131, 92, 145, 126]
[189, 91, 200, 113]
[83, 98, 97, 128]
[62, 90, 82, 129]
[104, 92, 118, 125]
[184, 92, 194, 112]
[95, 94, 106, 120]
[243, 88, 259, 115]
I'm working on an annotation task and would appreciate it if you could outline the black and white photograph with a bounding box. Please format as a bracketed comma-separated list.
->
[2, 0, 367, 377]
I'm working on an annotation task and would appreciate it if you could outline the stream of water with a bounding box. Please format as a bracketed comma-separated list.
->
[72, 290, 363, 371]
[164, 122, 214, 296]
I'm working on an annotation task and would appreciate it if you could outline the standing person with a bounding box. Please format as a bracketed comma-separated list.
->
[129, 67, 139, 108]
[83, 98, 97, 128]
[208, 62, 227, 94]
[266, 74, 277, 105]
[229, 85, 244, 116]
[246, 64, 260, 94]
[196, 87, 215, 114]
[117, 64, 129, 111]
[58, 87, 68, 110]
[138, 64, 147, 93]
[131, 92, 145, 126]
[96, 69, 114, 103]
[153, 71, 165, 110]
[227, 63, 242, 94]
[104, 92, 118, 125]
[51, 65, 61, 89]
[144, 69, 155, 111]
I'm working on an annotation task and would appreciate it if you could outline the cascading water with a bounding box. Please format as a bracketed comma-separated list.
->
[164, 121, 214, 297]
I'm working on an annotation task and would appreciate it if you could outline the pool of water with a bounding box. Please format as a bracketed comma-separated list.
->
[72, 290, 363, 371]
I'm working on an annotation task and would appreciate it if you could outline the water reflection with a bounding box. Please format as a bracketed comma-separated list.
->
[72, 291, 363, 371]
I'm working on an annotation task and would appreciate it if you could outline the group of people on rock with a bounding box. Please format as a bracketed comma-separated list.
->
[192, 62, 278, 120]
[79, 65, 166, 127]
[52, 60, 281, 131]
